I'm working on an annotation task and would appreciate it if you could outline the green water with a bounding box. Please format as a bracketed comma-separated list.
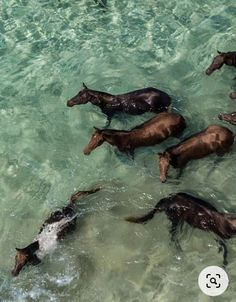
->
[0, 0, 236, 301]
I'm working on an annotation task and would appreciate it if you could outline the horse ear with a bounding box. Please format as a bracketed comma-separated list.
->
[83, 82, 88, 89]
[93, 126, 101, 132]
[217, 50, 222, 55]
[158, 152, 163, 156]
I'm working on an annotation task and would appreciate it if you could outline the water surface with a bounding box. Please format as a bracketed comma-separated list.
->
[0, 0, 236, 301]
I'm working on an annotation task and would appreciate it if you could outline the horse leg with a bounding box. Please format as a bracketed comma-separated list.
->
[176, 168, 184, 179]
[169, 219, 183, 252]
[216, 239, 228, 267]
[103, 102, 121, 127]
[126, 99, 150, 114]
[129, 149, 135, 160]
[105, 114, 112, 127]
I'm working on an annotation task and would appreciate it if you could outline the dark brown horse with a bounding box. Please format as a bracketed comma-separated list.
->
[206, 51, 236, 99]
[126, 192, 236, 265]
[12, 188, 100, 277]
[158, 125, 234, 182]
[219, 112, 236, 125]
[67, 83, 171, 125]
[83, 112, 186, 156]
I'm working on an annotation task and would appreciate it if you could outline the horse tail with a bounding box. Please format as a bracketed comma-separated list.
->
[125, 199, 166, 224]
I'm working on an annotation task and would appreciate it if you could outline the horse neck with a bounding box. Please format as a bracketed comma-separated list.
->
[168, 133, 202, 157]
[225, 52, 236, 67]
[103, 131, 130, 147]
[88, 89, 115, 104]
[212, 213, 236, 239]
[167, 144, 182, 158]
[225, 214, 236, 233]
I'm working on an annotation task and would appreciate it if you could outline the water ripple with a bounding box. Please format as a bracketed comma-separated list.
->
[0, 0, 236, 301]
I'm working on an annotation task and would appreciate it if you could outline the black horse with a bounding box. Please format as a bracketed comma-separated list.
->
[219, 112, 236, 125]
[126, 192, 236, 266]
[67, 83, 171, 125]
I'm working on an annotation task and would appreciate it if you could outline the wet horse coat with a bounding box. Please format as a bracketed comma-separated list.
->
[126, 192, 236, 265]
[219, 112, 236, 125]
[158, 124, 234, 182]
[83, 112, 186, 156]
[12, 188, 100, 276]
[206, 51, 236, 99]
[67, 84, 171, 124]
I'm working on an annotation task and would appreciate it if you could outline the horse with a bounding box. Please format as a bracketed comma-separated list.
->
[126, 192, 236, 266]
[219, 112, 236, 125]
[158, 125, 234, 182]
[67, 83, 171, 125]
[206, 51, 236, 99]
[12, 188, 100, 276]
[83, 112, 186, 156]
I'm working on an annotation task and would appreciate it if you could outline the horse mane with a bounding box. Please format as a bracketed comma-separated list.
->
[166, 129, 205, 154]
[87, 89, 115, 104]
[101, 129, 130, 135]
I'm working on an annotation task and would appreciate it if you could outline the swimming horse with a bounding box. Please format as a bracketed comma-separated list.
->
[12, 188, 100, 276]
[67, 83, 171, 125]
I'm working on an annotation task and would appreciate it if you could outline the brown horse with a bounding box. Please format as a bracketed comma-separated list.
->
[158, 124, 234, 182]
[83, 112, 186, 156]
[126, 192, 236, 265]
[12, 188, 100, 277]
[206, 51, 236, 99]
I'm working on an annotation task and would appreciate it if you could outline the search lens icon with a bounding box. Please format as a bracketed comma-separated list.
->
[198, 266, 229, 296]
[210, 277, 217, 285]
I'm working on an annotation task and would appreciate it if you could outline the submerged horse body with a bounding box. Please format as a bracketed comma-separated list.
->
[67, 83, 171, 123]
[12, 188, 100, 276]
[126, 192, 236, 265]
[158, 124, 234, 182]
[219, 112, 236, 125]
[206, 51, 236, 99]
[83, 112, 186, 156]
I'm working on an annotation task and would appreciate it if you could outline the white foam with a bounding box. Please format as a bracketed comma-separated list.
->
[35, 214, 78, 259]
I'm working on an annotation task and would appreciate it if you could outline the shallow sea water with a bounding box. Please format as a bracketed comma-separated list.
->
[0, 0, 236, 301]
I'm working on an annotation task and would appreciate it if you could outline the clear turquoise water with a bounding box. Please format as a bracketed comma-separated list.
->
[0, 0, 236, 301]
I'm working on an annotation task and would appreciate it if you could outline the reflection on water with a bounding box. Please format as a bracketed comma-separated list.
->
[0, 0, 236, 301]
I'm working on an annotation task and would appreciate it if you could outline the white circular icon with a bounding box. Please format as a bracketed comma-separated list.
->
[198, 266, 229, 296]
